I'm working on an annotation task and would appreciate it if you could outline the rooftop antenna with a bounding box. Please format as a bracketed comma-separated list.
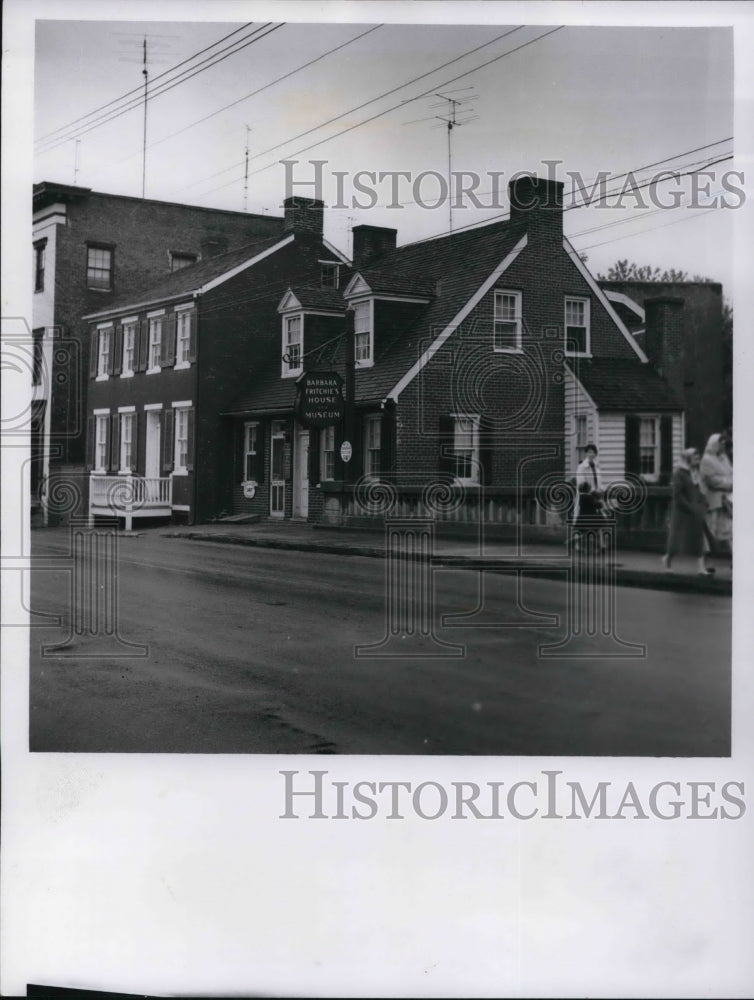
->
[141, 37, 148, 198]
[243, 125, 252, 212]
[403, 87, 478, 232]
[73, 139, 81, 185]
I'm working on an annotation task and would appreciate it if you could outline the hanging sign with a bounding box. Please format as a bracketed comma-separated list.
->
[340, 441, 352, 463]
[295, 371, 345, 429]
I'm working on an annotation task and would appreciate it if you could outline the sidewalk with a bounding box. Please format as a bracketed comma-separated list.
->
[160, 520, 732, 595]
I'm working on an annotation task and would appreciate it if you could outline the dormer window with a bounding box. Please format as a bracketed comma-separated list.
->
[170, 251, 197, 272]
[282, 314, 303, 377]
[353, 301, 373, 368]
[321, 262, 340, 288]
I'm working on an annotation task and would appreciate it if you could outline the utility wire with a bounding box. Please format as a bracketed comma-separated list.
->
[35, 22, 254, 143]
[37, 24, 284, 155]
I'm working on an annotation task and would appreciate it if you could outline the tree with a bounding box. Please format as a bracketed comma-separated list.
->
[596, 259, 714, 283]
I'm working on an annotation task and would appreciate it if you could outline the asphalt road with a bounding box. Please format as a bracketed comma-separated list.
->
[29, 530, 731, 755]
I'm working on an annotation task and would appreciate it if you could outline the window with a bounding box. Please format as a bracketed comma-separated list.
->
[32, 328, 44, 386]
[176, 310, 192, 365]
[119, 413, 135, 472]
[148, 316, 163, 371]
[174, 407, 190, 471]
[87, 245, 113, 290]
[639, 416, 660, 476]
[34, 240, 46, 292]
[320, 425, 336, 481]
[282, 314, 302, 376]
[171, 252, 197, 272]
[95, 415, 109, 471]
[364, 415, 381, 476]
[244, 422, 259, 481]
[122, 322, 137, 374]
[494, 290, 522, 351]
[452, 415, 480, 483]
[97, 327, 112, 377]
[321, 262, 340, 288]
[565, 297, 590, 355]
[354, 301, 372, 366]
[576, 414, 589, 464]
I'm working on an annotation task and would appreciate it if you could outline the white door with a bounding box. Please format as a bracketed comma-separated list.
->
[145, 411, 161, 500]
[293, 427, 309, 519]
[269, 421, 286, 518]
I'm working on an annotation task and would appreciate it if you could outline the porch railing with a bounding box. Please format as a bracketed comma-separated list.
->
[89, 474, 173, 516]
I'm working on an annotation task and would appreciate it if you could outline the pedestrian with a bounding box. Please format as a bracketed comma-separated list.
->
[572, 444, 606, 550]
[662, 447, 714, 575]
[699, 432, 733, 559]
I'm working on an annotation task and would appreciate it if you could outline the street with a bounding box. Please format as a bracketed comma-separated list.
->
[29, 530, 731, 755]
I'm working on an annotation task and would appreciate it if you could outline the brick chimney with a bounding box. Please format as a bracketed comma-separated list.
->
[508, 175, 563, 239]
[352, 224, 397, 269]
[283, 196, 324, 239]
[644, 295, 685, 399]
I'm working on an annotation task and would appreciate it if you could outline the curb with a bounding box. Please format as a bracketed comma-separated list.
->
[162, 532, 731, 596]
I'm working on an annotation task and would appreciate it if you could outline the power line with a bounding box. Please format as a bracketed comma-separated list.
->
[35, 23, 254, 144]
[36, 24, 285, 155]
[182, 25, 530, 196]
[573, 206, 719, 252]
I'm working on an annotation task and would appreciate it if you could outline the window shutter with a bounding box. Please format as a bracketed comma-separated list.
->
[438, 414, 455, 475]
[308, 427, 320, 486]
[255, 421, 266, 483]
[131, 413, 140, 474]
[89, 329, 99, 378]
[625, 415, 640, 476]
[136, 320, 149, 372]
[235, 424, 244, 483]
[380, 405, 396, 476]
[109, 414, 120, 472]
[187, 309, 197, 362]
[162, 408, 174, 472]
[112, 326, 123, 376]
[479, 431, 494, 487]
[185, 407, 196, 472]
[86, 415, 95, 470]
[351, 411, 363, 480]
[659, 415, 673, 484]
[163, 313, 176, 367]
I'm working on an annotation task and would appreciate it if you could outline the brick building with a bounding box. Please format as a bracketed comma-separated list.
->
[81, 197, 348, 527]
[226, 176, 684, 528]
[32, 182, 284, 522]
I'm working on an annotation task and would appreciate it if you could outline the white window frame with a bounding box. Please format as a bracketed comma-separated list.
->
[96, 325, 112, 380]
[118, 410, 135, 474]
[147, 313, 164, 374]
[244, 421, 259, 482]
[564, 296, 591, 357]
[451, 414, 480, 485]
[638, 415, 661, 482]
[282, 313, 303, 377]
[353, 300, 374, 368]
[493, 290, 523, 352]
[172, 401, 192, 475]
[363, 414, 381, 477]
[320, 261, 340, 288]
[175, 306, 193, 369]
[121, 318, 137, 377]
[94, 412, 109, 472]
[320, 425, 336, 481]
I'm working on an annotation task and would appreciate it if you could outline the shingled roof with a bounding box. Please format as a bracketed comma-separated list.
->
[228, 216, 528, 414]
[82, 233, 290, 319]
[569, 357, 681, 411]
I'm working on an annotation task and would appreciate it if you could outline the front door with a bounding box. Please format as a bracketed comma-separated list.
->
[145, 411, 161, 477]
[269, 421, 286, 517]
[293, 427, 309, 519]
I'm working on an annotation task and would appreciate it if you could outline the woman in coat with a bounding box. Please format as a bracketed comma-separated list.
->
[662, 448, 713, 575]
[699, 432, 733, 556]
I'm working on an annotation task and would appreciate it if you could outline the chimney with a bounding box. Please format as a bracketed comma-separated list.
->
[644, 295, 685, 398]
[283, 196, 324, 239]
[352, 224, 397, 270]
[199, 235, 229, 258]
[508, 175, 563, 239]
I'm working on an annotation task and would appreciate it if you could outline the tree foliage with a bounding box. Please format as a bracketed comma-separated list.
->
[596, 259, 714, 283]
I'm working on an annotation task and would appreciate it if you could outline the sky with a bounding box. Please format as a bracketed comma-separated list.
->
[31, 12, 738, 290]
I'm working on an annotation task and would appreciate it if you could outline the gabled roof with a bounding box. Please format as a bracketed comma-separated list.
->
[568, 357, 682, 411]
[279, 286, 346, 313]
[82, 233, 293, 320]
[344, 269, 436, 299]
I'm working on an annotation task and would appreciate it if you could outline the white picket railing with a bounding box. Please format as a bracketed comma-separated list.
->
[89, 475, 172, 513]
